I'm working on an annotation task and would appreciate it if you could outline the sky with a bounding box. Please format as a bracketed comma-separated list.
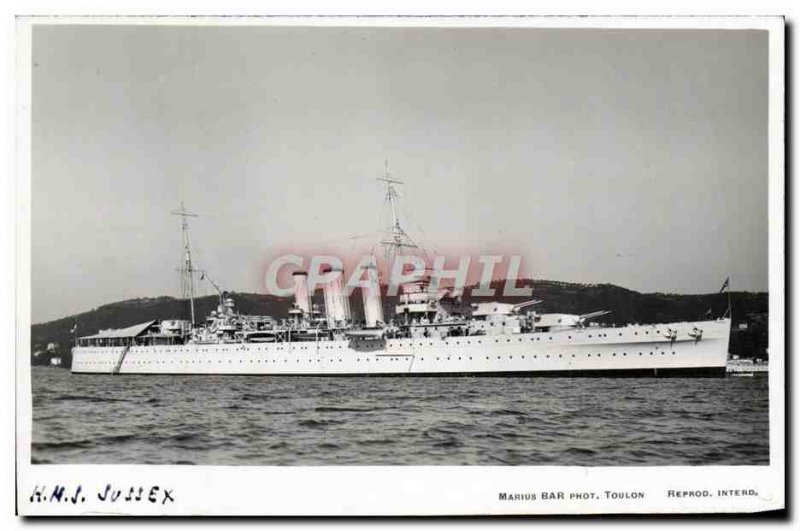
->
[30, 24, 769, 324]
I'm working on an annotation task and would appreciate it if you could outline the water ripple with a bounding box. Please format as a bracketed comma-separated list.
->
[31, 368, 769, 465]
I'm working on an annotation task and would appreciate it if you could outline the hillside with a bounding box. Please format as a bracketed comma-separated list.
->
[30, 279, 769, 367]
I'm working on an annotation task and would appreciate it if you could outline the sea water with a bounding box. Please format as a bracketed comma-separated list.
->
[30, 367, 769, 466]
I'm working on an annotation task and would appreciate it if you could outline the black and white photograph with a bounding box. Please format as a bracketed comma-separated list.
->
[14, 15, 785, 516]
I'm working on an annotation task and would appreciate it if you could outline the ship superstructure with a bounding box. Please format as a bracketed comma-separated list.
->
[71, 173, 732, 377]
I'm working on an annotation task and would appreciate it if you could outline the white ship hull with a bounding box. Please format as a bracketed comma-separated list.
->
[72, 319, 731, 377]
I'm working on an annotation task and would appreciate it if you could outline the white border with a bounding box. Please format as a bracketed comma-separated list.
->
[13, 15, 785, 516]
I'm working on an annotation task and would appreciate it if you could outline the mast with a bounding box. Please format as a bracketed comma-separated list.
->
[377, 161, 418, 259]
[171, 202, 199, 326]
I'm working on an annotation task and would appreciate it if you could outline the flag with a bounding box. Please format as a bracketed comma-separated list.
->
[719, 277, 730, 293]
[200, 271, 205, 280]
[70, 322, 77, 334]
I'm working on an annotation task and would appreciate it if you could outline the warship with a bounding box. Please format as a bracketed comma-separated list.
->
[71, 175, 731, 377]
